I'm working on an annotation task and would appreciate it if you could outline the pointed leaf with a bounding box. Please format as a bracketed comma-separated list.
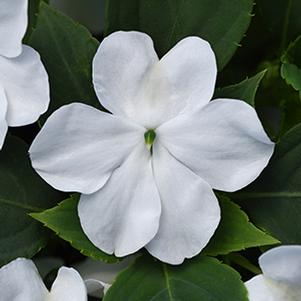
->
[31, 195, 119, 263]
[28, 2, 101, 122]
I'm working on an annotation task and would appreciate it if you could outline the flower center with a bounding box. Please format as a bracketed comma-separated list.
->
[144, 129, 156, 151]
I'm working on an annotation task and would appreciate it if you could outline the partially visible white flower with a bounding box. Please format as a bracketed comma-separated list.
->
[245, 245, 301, 301]
[30, 31, 274, 265]
[0, 0, 50, 149]
[75, 256, 135, 297]
[0, 258, 89, 301]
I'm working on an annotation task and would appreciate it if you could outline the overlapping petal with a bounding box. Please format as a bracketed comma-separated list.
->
[0, 258, 48, 301]
[245, 275, 300, 301]
[0, 45, 50, 126]
[93, 31, 216, 128]
[0, 86, 8, 149]
[0, 0, 27, 58]
[259, 245, 301, 286]
[78, 143, 161, 257]
[157, 99, 274, 192]
[146, 143, 220, 264]
[48, 267, 87, 301]
[245, 246, 301, 301]
[30, 103, 144, 194]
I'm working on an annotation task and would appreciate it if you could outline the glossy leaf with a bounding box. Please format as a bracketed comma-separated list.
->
[104, 255, 248, 301]
[203, 197, 278, 256]
[0, 136, 61, 267]
[28, 2, 101, 122]
[105, 0, 254, 70]
[215, 70, 266, 106]
[31, 195, 119, 263]
[236, 123, 301, 244]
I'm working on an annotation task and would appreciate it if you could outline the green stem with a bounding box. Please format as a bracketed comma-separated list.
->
[227, 254, 261, 275]
[281, 0, 293, 51]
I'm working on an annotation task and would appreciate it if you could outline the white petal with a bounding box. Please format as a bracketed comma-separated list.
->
[30, 103, 144, 194]
[157, 99, 275, 192]
[146, 143, 220, 265]
[0, 258, 48, 301]
[0, 45, 50, 126]
[0, 86, 8, 149]
[157, 36, 217, 114]
[93, 32, 216, 128]
[93, 31, 158, 118]
[245, 275, 301, 301]
[0, 0, 27, 58]
[78, 143, 161, 257]
[259, 245, 301, 285]
[48, 267, 87, 301]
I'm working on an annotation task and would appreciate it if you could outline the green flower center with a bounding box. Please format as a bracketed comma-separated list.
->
[144, 129, 156, 151]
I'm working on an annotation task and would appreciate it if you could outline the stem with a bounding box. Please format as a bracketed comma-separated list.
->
[281, 0, 293, 51]
[227, 254, 261, 275]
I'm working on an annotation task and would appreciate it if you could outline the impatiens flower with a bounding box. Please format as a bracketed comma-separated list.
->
[30, 31, 274, 264]
[0, 258, 88, 301]
[245, 245, 301, 301]
[0, 0, 49, 149]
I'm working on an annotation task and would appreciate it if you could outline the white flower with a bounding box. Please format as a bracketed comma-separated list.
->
[0, 0, 50, 149]
[0, 258, 88, 301]
[30, 31, 274, 264]
[245, 245, 301, 301]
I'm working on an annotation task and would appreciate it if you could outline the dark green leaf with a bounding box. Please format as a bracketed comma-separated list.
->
[214, 70, 266, 106]
[105, 0, 254, 70]
[257, 0, 301, 50]
[31, 195, 119, 263]
[0, 136, 61, 267]
[235, 123, 301, 244]
[28, 2, 101, 122]
[24, 0, 49, 41]
[104, 255, 248, 301]
[203, 197, 278, 256]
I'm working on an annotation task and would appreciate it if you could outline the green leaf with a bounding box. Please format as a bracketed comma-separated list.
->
[105, 0, 254, 70]
[235, 122, 301, 244]
[28, 2, 101, 122]
[214, 70, 266, 106]
[203, 197, 278, 256]
[281, 36, 301, 94]
[24, 0, 49, 41]
[31, 195, 119, 263]
[0, 136, 61, 267]
[104, 255, 248, 301]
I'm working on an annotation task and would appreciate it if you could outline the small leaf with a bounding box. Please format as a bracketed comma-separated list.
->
[28, 2, 101, 122]
[203, 197, 279, 256]
[214, 70, 266, 107]
[105, 0, 254, 70]
[0, 136, 61, 267]
[236, 122, 301, 244]
[31, 195, 119, 263]
[104, 255, 248, 301]
[281, 36, 301, 94]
